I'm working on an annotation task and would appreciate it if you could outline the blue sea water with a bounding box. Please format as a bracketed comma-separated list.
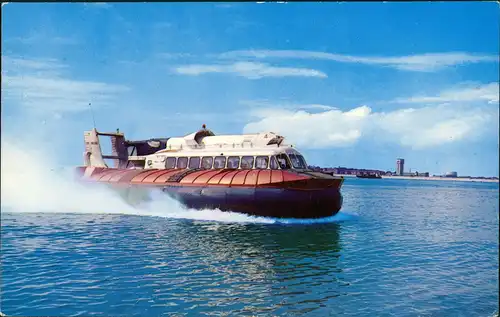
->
[1, 178, 498, 317]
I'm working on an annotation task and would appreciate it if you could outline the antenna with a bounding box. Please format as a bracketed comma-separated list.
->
[88, 102, 96, 128]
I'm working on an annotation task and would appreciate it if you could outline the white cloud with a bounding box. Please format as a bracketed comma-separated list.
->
[215, 3, 234, 8]
[393, 82, 499, 104]
[84, 2, 112, 8]
[299, 104, 338, 111]
[8, 34, 79, 46]
[219, 50, 498, 72]
[241, 100, 338, 112]
[372, 105, 495, 148]
[243, 87, 498, 149]
[1, 56, 128, 114]
[244, 105, 370, 148]
[173, 61, 327, 79]
[2, 57, 67, 71]
[158, 53, 194, 59]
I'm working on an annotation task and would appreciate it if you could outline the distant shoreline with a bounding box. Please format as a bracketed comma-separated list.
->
[333, 174, 499, 183]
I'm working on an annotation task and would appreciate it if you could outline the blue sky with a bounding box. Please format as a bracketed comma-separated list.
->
[2, 2, 499, 176]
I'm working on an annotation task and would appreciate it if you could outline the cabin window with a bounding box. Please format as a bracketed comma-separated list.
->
[189, 157, 201, 169]
[241, 156, 254, 170]
[255, 156, 269, 169]
[270, 156, 279, 170]
[227, 156, 240, 169]
[276, 154, 291, 169]
[214, 156, 226, 169]
[289, 153, 306, 169]
[177, 157, 188, 169]
[201, 156, 213, 169]
[165, 157, 176, 169]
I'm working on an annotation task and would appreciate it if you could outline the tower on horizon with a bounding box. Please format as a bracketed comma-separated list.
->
[396, 158, 405, 176]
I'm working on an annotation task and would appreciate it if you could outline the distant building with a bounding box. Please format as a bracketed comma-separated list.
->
[312, 166, 387, 176]
[308, 165, 322, 172]
[396, 158, 405, 176]
[401, 172, 429, 177]
[415, 172, 429, 177]
[331, 167, 386, 176]
[308, 161, 431, 178]
[445, 171, 458, 178]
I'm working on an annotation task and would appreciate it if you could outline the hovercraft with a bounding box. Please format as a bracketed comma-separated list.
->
[75, 125, 344, 219]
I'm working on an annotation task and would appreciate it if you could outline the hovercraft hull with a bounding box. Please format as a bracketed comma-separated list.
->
[75, 167, 344, 219]
[161, 185, 343, 218]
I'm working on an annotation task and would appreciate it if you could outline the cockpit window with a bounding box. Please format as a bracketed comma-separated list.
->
[276, 153, 291, 169]
[297, 155, 308, 169]
[289, 153, 306, 169]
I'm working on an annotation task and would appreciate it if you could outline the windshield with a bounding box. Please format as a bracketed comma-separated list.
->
[297, 155, 308, 169]
[289, 153, 307, 169]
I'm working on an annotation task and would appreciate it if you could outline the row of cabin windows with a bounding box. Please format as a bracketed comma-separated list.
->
[163, 154, 307, 170]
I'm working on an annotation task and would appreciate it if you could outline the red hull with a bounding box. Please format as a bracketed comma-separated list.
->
[75, 167, 344, 219]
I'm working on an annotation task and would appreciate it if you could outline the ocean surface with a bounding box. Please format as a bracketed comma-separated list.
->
[1, 177, 499, 317]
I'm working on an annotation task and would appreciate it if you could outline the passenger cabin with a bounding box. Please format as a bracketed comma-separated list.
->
[141, 126, 309, 171]
[143, 147, 308, 171]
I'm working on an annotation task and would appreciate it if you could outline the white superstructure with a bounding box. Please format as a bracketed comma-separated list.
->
[144, 127, 308, 170]
[84, 125, 310, 171]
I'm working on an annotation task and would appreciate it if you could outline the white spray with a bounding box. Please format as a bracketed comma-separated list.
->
[0, 138, 352, 224]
